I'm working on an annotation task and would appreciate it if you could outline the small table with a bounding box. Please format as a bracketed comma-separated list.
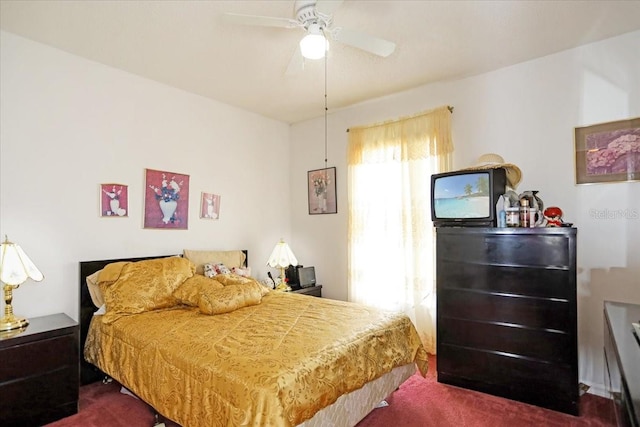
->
[291, 285, 322, 297]
[0, 313, 79, 426]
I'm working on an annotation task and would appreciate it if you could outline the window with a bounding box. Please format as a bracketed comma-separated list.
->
[347, 106, 452, 353]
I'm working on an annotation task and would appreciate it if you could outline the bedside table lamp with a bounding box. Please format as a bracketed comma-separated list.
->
[267, 239, 298, 291]
[0, 235, 44, 331]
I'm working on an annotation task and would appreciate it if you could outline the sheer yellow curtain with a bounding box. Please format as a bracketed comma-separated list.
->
[347, 106, 452, 354]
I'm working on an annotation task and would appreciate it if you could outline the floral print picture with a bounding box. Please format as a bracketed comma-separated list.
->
[308, 167, 337, 214]
[100, 184, 128, 217]
[575, 117, 640, 184]
[200, 192, 220, 220]
[144, 168, 190, 229]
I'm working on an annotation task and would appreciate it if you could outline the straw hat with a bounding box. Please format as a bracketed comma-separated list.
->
[462, 153, 522, 189]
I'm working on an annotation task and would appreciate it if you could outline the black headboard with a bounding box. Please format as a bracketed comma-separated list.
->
[78, 251, 248, 385]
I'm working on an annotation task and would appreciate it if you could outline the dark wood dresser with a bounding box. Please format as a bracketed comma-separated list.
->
[0, 313, 79, 426]
[436, 227, 578, 415]
[604, 301, 640, 427]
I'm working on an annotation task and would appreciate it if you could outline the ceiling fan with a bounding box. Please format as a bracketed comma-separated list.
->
[224, 0, 396, 74]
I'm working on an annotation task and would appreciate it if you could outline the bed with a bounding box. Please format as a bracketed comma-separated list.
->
[79, 250, 428, 427]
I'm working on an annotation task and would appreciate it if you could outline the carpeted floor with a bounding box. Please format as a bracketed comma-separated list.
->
[47, 355, 615, 427]
[357, 357, 615, 427]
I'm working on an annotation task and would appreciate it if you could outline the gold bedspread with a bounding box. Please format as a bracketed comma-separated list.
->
[85, 291, 428, 427]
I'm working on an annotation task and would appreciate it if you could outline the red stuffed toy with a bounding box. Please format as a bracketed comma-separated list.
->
[543, 206, 563, 227]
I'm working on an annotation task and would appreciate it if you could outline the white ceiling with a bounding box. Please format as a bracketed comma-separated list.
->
[2, 0, 640, 124]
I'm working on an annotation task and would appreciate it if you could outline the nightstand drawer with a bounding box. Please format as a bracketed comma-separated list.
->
[0, 334, 77, 382]
[1, 365, 78, 426]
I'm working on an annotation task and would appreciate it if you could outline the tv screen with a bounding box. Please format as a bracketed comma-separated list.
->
[433, 172, 491, 218]
[431, 168, 506, 226]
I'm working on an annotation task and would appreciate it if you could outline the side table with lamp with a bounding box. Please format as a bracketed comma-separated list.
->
[0, 235, 79, 426]
[291, 285, 322, 297]
[266, 240, 323, 297]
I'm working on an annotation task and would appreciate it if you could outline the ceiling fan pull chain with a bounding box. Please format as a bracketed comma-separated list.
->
[324, 50, 328, 168]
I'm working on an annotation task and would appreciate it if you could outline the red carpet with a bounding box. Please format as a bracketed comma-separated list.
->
[48, 378, 179, 427]
[48, 355, 615, 427]
[357, 356, 615, 427]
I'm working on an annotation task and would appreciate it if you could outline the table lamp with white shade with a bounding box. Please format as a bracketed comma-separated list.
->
[266, 239, 298, 291]
[0, 235, 44, 332]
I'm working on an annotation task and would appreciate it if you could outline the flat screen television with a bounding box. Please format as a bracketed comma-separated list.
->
[431, 168, 507, 227]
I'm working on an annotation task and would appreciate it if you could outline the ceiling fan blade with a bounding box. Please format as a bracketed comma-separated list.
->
[224, 12, 299, 29]
[285, 48, 305, 76]
[315, 0, 344, 16]
[332, 27, 396, 57]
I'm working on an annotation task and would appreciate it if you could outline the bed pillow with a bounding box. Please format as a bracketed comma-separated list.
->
[86, 270, 104, 308]
[198, 282, 264, 315]
[183, 249, 246, 275]
[100, 257, 195, 324]
[173, 275, 224, 307]
[215, 273, 270, 296]
[98, 261, 129, 285]
[86, 261, 130, 309]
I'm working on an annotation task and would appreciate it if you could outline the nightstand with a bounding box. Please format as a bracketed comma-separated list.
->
[0, 313, 79, 427]
[291, 285, 322, 297]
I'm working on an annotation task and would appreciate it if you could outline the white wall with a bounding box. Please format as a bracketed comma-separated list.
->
[0, 31, 292, 322]
[290, 30, 640, 394]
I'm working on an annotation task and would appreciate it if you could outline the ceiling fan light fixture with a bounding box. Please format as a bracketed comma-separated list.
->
[300, 33, 329, 60]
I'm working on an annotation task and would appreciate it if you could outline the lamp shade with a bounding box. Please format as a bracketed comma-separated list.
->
[266, 240, 298, 269]
[0, 236, 44, 286]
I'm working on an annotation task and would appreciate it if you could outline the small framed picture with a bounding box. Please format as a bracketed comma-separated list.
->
[308, 167, 337, 214]
[200, 192, 220, 219]
[144, 168, 190, 229]
[100, 184, 128, 217]
[575, 117, 640, 184]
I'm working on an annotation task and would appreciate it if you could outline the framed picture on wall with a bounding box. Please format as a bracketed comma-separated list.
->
[200, 192, 220, 219]
[575, 117, 640, 184]
[144, 168, 190, 229]
[100, 184, 128, 217]
[308, 167, 337, 214]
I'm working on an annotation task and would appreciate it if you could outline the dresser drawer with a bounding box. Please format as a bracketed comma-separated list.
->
[439, 345, 578, 415]
[438, 261, 574, 300]
[439, 317, 573, 363]
[439, 344, 576, 391]
[438, 232, 573, 269]
[439, 289, 572, 332]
